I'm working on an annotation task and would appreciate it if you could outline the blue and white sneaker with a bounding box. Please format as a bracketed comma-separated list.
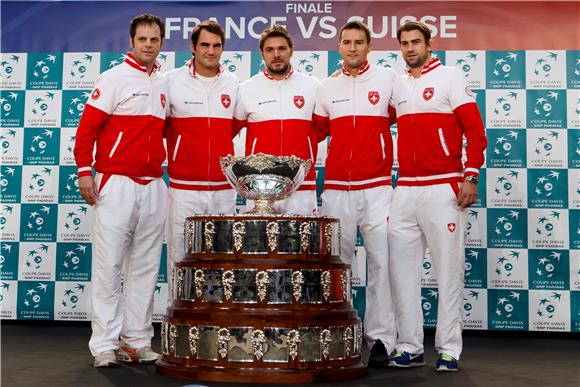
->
[388, 351, 425, 368]
[435, 353, 459, 372]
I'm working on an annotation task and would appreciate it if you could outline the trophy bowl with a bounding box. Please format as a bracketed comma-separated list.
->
[220, 153, 312, 214]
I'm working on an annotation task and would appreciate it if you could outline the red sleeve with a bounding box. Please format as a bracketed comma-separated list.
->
[454, 102, 487, 176]
[73, 104, 109, 177]
[388, 105, 397, 127]
[232, 118, 246, 137]
[312, 113, 330, 142]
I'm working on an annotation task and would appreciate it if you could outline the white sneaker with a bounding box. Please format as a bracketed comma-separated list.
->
[93, 351, 119, 368]
[117, 346, 160, 364]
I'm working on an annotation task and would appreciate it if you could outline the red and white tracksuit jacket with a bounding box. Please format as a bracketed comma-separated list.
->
[313, 62, 397, 190]
[233, 67, 319, 190]
[165, 60, 238, 190]
[390, 58, 487, 186]
[74, 52, 167, 180]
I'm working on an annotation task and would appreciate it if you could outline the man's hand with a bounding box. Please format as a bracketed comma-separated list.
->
[457, 181, 478, 208]
[79, 175, 98, 206]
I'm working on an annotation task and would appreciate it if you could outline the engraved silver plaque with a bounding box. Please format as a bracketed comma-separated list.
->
[228, 327, 254, 362]
[175, 324, 191, 358]
[329, 269, 344, 303]
[309, 221, 322, 254]
[263, 327, 290, 363]
[267, 269, 292, 304]
[277, 221, 301, 254]
[213, 221, 233, 253]
[202, 269, 224, 303]
[233, 269, 257, 303]
[301, 269, 322, 304]
[197, 326, 219, 361]
[299, 327, 321, 362]
[161, 321, 168, 355]
[242, 220, 268, 253]
[329, 326, 346, 360]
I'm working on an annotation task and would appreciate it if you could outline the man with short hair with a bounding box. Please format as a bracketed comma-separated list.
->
[164, 20, 238, 295]
[234, 25, 318, 215]
[74, 13, 168, 367]
[313, 20, 398, 367]
[388, 20, 487, 372]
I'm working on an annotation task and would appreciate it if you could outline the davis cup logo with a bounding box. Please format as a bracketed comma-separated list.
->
[26, 205, 52, 231]
[495, 291, 521, 318]
[494, 250, 520, 277]
[535, 210, 561, 237]
[32, 55, 57, 80]
[536, 292, 562, 319]
[533, 170, 560, 198]
[494, 210, 521, 237]
[24, 282, 48, 308]
[493, 130, 519, 157]
[422, 87, 434, 101]
[494, 170, 519, 197]
[1, 92, 19, 118]
[297, 53, 320, 74]
[1, 129, 16, 155]
[221, 94, 231, 109]
[368, 91, 380, 105]
[533, 91, 559, 118]
[466, 209, 480, 236]
[534, 251, 562, 279]
[534, 131, 559, 157]
[69, 54, 93, 79]
[422, 289, 438, 322]
[492, 52, 518, 79]
[455, 52, 478, 77]
[222, 52, 244, 72]
[533, 52, 558, 78]
[62, 244, 87, 271]
[25, 243, 50, 270]
[493, 91, 518, 117]
[0, 204, 14, 231]
[464, 290, 480, 317]
[0, 54, 20, 79]
[64, 205, 88, 231]
[60, 283, 85, 309]
[31, 92, 56, 116]
[29, 129, 54, 155]
[375, 52, 399, 69]
[65, 92, 89, 119]
[293, 95, 305, 109]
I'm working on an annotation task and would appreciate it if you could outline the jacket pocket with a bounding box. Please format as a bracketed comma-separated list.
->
[380, 133, 386, 160]
[172, 134, 182, 162]
[438, 128, 450, 156]
[108, 132, 123, 158]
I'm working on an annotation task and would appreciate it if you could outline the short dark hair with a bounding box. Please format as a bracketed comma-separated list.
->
[339, 21, 371, 44]
[397, 20, 432, 43]
[129, 13, 165, 41]
[259, 25, 294, 51]
[190, 20, 226, 48]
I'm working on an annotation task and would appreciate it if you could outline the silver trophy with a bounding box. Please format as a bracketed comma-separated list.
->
[220, 153, 312, 214]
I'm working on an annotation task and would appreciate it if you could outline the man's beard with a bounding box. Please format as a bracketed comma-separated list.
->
[267, 62, 289, 75]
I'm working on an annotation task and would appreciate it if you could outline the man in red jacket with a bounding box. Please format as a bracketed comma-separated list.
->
[314, 21, 398, 368]
[74, 14, 167, 368]
[388, 20, 487, 372]
[164, 20, 238, 298]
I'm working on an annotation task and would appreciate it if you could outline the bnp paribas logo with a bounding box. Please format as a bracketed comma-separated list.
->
[530, 290, 569, 332]
[59, 282, 85, 309]
[0, 165, 22, 204]
[61, 90, 90, 128]
[486, 90, 525, 129]
[488, 169, 525, 208]
[99, 52, 126, 72]
[55, 281, 90, 320]
[447, 51, 485, 89]
[20, 203, 58, 242]
[0, 90, 25, 127]
[22, 243, 53, 275]
[529, 250, 569, 290]
[527, 90, 566, 129]
[465, 208, 486, 248]
[369, 51, 406, 75]
[58, 204, 92, 243]
[421, 288, 439, 328]
[486, 51, 525, 89]
[526, 51, 565, 89]
[566, 50, 580, 89]
[529, 209, 568, 249]
[490, 250, 524, 283]
[220, 51, 251, 82]
[463, 289, 486, 330]
[487, 208, 527, 248]
[59, 129, 77, 165]
[570, 133, 580, 169]
[0, 128, 22, 165]
[486, 129, 525, 168]
[0, 204, 20, 241]
[23, 128, 60, 165]
[571, 210, 580, 250]
[528, 169, 567, 209]
[58, 166, 83, 204]
[0, 53, 24, 83]
[24, 90, 62, 128]
[56, 243, 91, 281]
[528, 130, 566, 168]
[22, 166, 58, 203]
[464, 248, 487, 288]
[293, 51, 326, 80]
[26, 53, 62, 90]
[17, 281, 55, 320]
[488, 289, 528, 330]
[63, 52, 99, 89]
[0, 242, 19, 281]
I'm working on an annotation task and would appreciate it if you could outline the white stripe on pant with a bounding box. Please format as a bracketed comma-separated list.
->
[165, 188, 237, 300]
[89, 174, 167, 355]
[321, 186, 395, 352]
[388, 183, 466, 360]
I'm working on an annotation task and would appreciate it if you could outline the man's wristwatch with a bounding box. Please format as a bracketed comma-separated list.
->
[464, 175, 479, 185]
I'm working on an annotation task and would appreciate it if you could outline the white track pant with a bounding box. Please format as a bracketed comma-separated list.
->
[388, 183, 466, 359]
[89, 174, 166, 355]
[245, 190, 317, 215]
[321, 186, 395, 352]
[166, 188, 236, 299]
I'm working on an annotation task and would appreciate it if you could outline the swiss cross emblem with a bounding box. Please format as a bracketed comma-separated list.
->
[423, 87, 434, 101]
[447, 223, 456, 232]
[160, 93, 166, 108]
[91, 88, 101, 100]
[368, 91, 380, 105]
[294, 95, 305, 109]
[221, 94, 231, 109]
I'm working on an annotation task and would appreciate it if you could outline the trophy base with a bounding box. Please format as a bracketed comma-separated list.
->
[245, 198, 281, 214]
[155, 359, 367, 383]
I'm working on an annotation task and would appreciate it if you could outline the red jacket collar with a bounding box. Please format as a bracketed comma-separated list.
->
[187, 57, 224, 78]
[406, 57, 441, 76]
[263, 64, 294, 80]
[340, 60, 370, 77]
[124, 52, 160, 73]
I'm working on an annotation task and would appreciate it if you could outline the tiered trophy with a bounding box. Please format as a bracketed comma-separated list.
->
[156, 154, 367, 383]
